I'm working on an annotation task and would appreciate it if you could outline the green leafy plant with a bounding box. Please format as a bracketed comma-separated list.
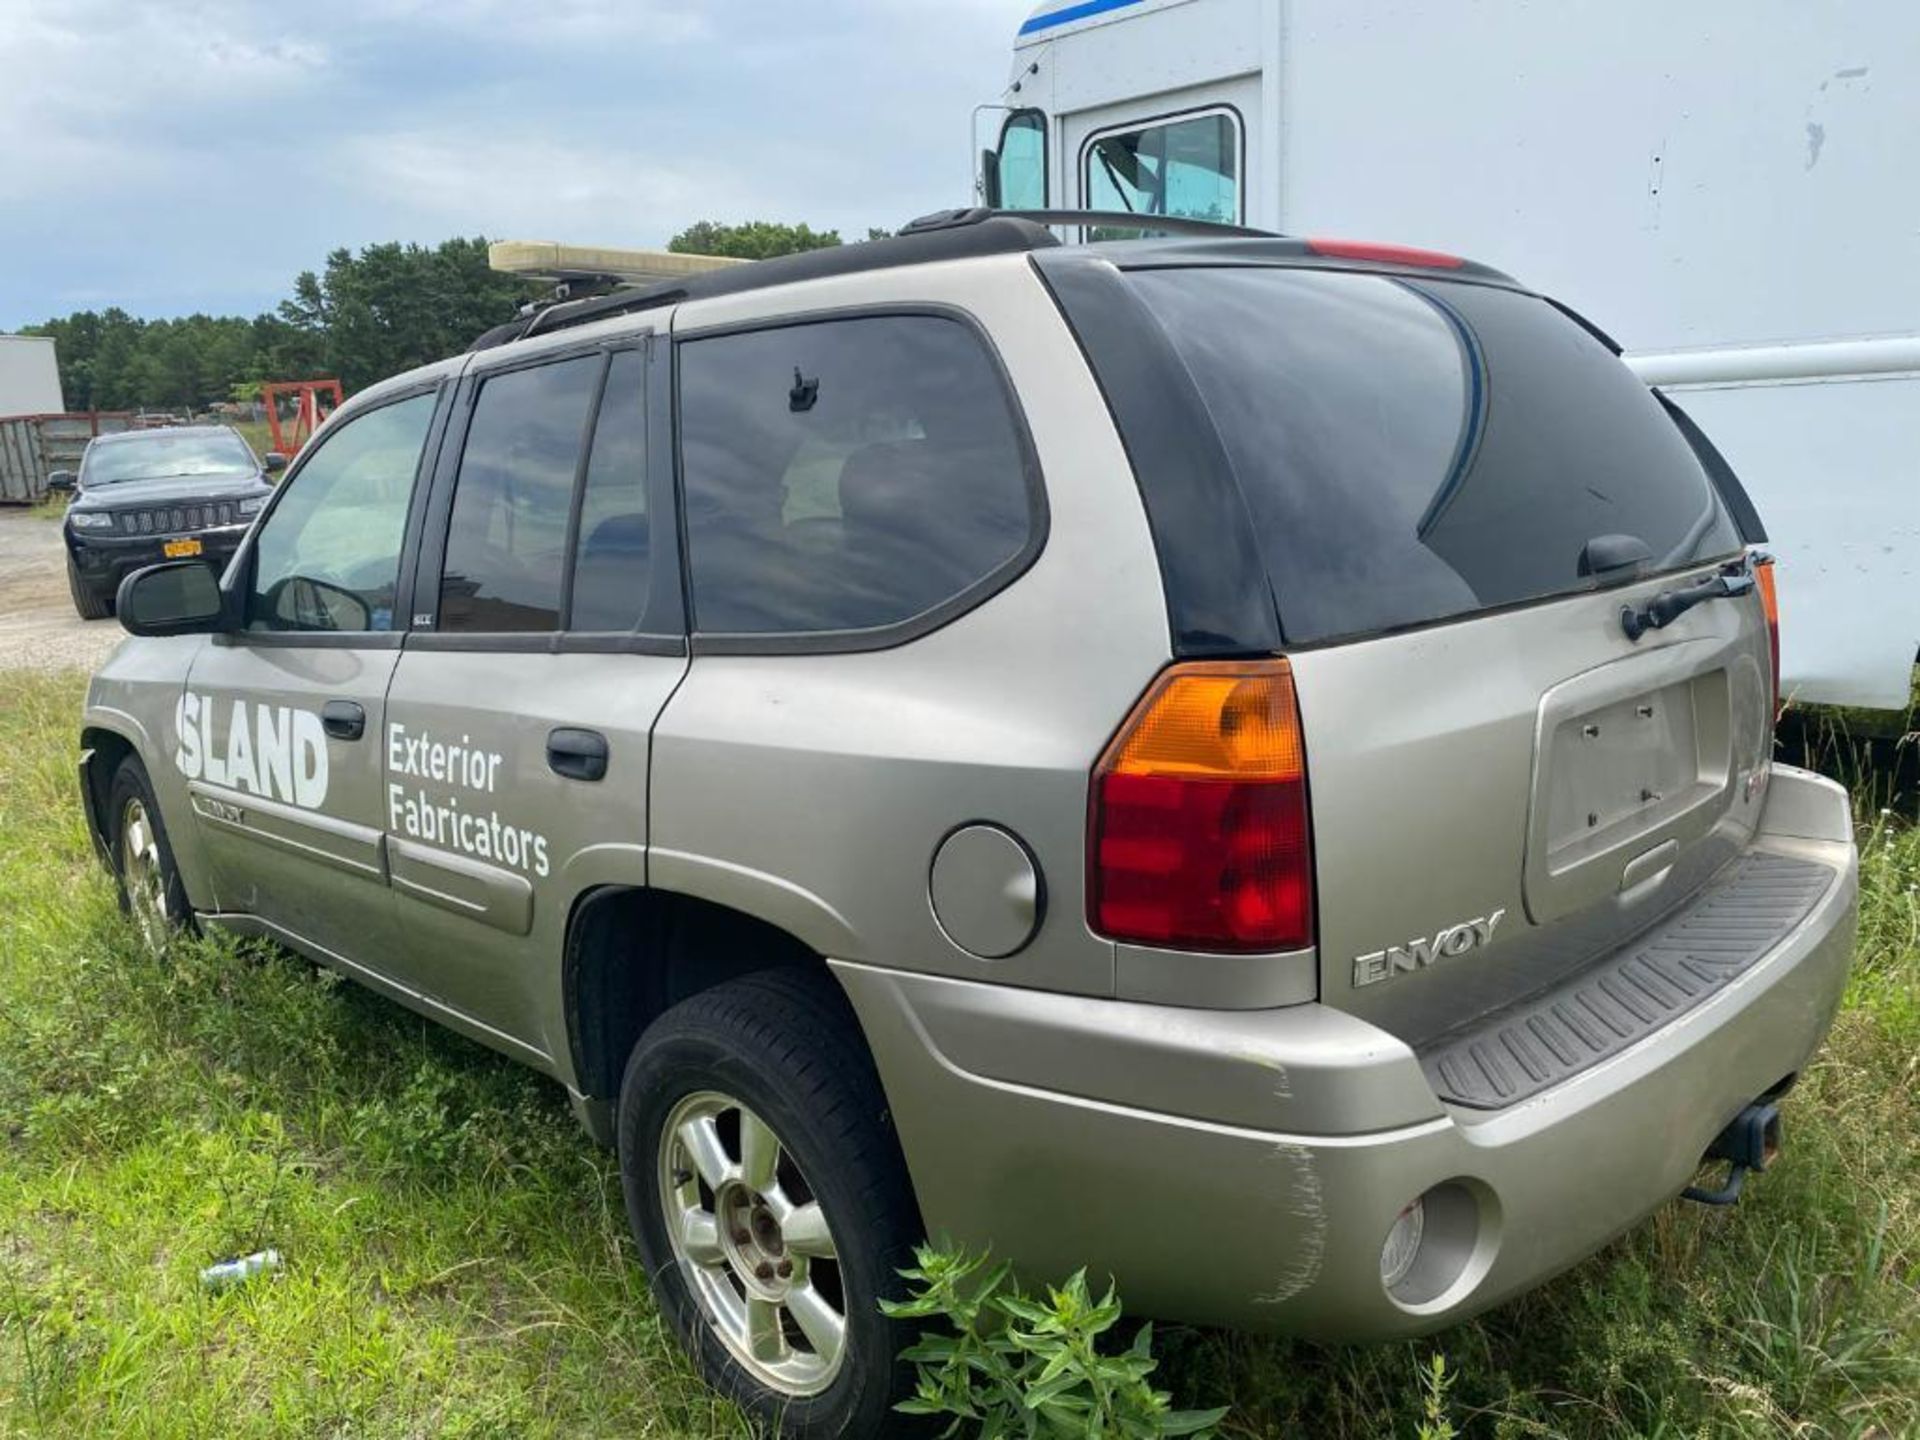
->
[882, 1243, 1230, 1438]
[1415, 1352, 1458, 1440]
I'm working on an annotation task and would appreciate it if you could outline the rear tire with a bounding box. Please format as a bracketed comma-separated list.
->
[107, 756, 191, 953]
[617, 968, 923, 1438]
[67, 554, 111, 620]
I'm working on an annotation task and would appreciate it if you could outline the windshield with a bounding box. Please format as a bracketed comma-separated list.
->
[1125, 266, 1742, 644]
[82, 432, 258, 486]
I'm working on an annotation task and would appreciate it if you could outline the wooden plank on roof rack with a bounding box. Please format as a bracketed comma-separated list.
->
[488, 240, 746, 286]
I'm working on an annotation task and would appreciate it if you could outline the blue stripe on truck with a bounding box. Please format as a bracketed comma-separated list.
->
[1019, 0, 1147, 36]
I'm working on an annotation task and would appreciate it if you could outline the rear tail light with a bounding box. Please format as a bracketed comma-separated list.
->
[1306, 237, 1466, 270]
[1089, 660, 1314, 952]
[1753, 555, 1780, 711]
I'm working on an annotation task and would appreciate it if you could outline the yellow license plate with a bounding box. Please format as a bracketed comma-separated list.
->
[162, 538, 203, 558]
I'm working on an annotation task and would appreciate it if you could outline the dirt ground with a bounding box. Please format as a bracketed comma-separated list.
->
[0, 507, 126, 675]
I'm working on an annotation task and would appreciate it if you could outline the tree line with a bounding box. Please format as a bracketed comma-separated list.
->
[24, 221, 859, 414]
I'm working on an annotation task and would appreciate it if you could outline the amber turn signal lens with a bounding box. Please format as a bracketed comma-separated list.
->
[1105, 665, 1306, 780]
[1753, 556, 1780, 711]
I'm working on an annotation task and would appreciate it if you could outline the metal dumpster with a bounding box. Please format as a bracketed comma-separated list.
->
[0, 413, 135, 504]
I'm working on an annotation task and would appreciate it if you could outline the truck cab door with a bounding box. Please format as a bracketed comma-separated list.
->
[378, 339, 687, 1065]
[182, 384, 449, 972]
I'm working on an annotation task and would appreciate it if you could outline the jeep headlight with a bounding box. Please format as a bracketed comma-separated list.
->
[68, 511, 115, 530]
[237, 495, 268, 516]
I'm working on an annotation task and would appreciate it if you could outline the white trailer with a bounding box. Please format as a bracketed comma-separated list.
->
[0, 334, 64, 419]
[978, 0, 1920, 710]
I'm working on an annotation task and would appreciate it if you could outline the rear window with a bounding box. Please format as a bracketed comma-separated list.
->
[1125, 267, 1743, 645]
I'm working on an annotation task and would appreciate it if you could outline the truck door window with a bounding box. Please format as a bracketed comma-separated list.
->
[246, 391, 436, 633]
[677, 314, 1038, 640]
[439, 355, 602, 633]
[567, 348, 650, 633]
[996, 109, 1048, 208]
[1083, 110, 1240, 224]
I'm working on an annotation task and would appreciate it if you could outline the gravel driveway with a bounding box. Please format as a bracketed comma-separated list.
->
[0, 507, 127, 675]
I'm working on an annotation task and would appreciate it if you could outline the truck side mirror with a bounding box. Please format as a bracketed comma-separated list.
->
[118, 562, 226, 637]
[980, 149, 1002, 207]
[47, 470, 77, 493]
[263, 451, 289, 474]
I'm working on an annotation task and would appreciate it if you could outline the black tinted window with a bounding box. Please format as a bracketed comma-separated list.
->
[1128, 268, 1742, 644]
[678, 315, 1034, 635]
[569, 349, 649, 632]
[440, 356, 600, 633]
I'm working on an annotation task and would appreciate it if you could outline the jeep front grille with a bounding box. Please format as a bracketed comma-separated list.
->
[118, 501, 239, 535]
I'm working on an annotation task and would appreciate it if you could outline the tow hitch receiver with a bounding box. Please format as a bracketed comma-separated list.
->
[1682, 1101, 1783, 1206]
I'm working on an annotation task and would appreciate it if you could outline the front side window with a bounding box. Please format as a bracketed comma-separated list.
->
[995, 110, 1048, 209]
[1083, 110, 1239, 223]
[678, 315, 1036, 637]
[247, 392, 436, 633]
[439, 355, 602, 633]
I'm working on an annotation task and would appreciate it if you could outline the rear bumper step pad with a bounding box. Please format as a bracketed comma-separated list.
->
[1420, 854, 1835, 1109]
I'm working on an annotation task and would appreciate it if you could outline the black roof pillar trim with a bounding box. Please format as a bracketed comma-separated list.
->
[1031, 252, 1283, 657]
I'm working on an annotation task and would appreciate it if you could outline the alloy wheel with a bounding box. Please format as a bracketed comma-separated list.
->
[119, 796, 170, 954]
[657, 1089, 849, 1397]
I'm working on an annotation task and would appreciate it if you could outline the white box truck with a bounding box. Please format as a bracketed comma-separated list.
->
[977, 0, 1920, 710]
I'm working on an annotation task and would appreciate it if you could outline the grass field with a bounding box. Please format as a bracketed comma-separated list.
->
[1, 669, 1915, 1438]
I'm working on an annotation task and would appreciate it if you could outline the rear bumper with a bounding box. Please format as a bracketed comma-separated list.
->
[835, 765, 1857, 1339]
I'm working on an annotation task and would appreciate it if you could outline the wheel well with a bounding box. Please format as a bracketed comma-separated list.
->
[564, 887, 833, 1103]
[80, 726, 136, 856]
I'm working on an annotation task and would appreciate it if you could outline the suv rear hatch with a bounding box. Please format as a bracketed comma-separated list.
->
[1069, 253, 1777, 1074]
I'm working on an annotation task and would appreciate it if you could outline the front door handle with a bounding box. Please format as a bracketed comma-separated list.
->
[321, 700, 366, 741]
[547, 727, 609, 782]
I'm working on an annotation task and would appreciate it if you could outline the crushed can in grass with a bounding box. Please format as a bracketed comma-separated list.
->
[199, 1250, 282, 1291]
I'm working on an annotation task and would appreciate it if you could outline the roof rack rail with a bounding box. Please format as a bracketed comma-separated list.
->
[476, 214, 1065, 350]
[900, 207, 1278, 239]
[468, 209, 1278, 353]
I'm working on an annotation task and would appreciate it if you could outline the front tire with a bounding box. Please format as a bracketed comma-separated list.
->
[67, 554, 111, 620]
[107, 756, 190, 953]
[617, 969, 923, 1437]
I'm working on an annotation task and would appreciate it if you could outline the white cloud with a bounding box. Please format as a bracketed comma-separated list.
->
[339, 0, 713, 46]
[0, 0, 331, 200]
[0, 0, 1021, 323]
[338, 129, 764, 245]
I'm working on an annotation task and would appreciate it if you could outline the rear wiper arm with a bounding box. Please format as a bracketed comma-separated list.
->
[1620, 566, 1755, 641]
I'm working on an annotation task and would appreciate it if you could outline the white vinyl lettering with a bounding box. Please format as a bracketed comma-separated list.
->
[384, 721, 552, 879]
[173, 693, 332, 810]
[292, 709, 327, 808]
[255, 705, 293, 802]
[224, 699, 258, 794]
[175, 693, 203, 780]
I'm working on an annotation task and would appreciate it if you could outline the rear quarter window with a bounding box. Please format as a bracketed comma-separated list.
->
[1125, 267, 1744, 645]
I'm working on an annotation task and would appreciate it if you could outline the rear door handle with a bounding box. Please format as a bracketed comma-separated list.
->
[321, 700, 366, 741]
[547, 727, 609, 782]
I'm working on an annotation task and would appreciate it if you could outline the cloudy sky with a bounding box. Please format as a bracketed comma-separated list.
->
[0, 0, 1023, 329]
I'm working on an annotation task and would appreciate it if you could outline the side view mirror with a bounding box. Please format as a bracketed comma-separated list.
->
[118, 561, 226, 637]
[263, 451, 288, 474]
[980, 148, 1002, 207]
[263, 574, 371, 633]
[47, 470, 77, 493]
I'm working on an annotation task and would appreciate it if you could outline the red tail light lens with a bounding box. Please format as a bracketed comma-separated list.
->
[1754, 555, 1780, 710]
[1090, 660, 1314, 952]
[1306, 237, 1466, 269]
